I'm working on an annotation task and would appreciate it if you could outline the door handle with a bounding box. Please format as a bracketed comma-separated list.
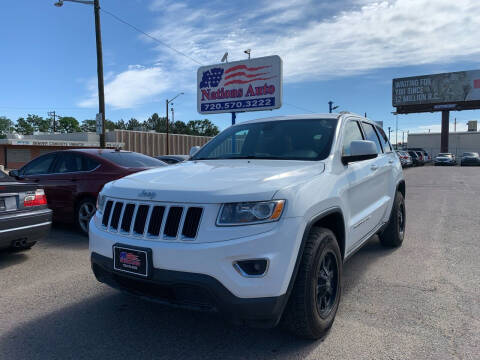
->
[370, 164, 378, 171]
[388, 159, 394, 164]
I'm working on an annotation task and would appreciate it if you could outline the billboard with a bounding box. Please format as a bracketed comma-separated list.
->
[197, 55, 282, 114]
[393, 70, 480, 113]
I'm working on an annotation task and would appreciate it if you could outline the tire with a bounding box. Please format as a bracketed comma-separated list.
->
[76, 198, 96, 235]
[379, 191, 405, 248]
[283, 227, 342, 339]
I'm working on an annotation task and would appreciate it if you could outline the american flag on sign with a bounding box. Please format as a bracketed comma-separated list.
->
[474, 79, 480, 89]
[223, 64, 276, 86]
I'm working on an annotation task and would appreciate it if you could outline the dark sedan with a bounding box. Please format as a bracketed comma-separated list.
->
[9, 149, 166, 234]
[0, 171, 52, 251]
[460, 152, 480, 166]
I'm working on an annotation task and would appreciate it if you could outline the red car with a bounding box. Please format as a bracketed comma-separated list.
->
[9, 149, 166, 234]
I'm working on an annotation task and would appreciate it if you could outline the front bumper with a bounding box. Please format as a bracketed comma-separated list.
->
[89, 215, 304, 298]
[0, 208, 52, 249]
[91, 252, 287, 327]
[434, 161, 456, 166]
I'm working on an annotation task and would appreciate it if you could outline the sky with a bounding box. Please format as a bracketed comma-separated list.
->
[1, 0, 480, 142]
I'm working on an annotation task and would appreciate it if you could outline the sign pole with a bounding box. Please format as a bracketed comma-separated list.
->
[441, 110, 449, 152]
[231, 112, 236, 153]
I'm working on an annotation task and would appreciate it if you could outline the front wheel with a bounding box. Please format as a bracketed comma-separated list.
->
[379, 191, 405, 247]
[283, 227, 342, 339]
[76, 198, 96, 235]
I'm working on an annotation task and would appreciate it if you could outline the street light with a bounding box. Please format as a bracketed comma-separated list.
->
[328, 101, 339, 113]
[54, 0, 106, 148]
[166, 92, 184, 155]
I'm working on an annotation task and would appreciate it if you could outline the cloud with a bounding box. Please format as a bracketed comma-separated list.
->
[78, 65, 175, 109]
[408, 122, 469, 134]
[79, 0, 480, 108]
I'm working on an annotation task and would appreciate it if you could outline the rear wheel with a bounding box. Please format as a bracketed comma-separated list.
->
[76, 198, 96, 235]
[283, 227, 342, 339]
[379, 191, 405, 247]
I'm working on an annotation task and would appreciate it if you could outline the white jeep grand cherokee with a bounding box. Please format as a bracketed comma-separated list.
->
[90, 113, 405, 339]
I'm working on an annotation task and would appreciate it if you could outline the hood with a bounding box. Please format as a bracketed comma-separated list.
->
[103, 159, 325, 203]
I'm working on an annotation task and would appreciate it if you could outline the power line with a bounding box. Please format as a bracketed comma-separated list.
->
[100, 8, 318, 115]
[100, 7, 203, 66]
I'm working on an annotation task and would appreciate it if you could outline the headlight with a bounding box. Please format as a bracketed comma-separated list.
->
[96, 193, 106, 214]
[217, 200, 285, 226]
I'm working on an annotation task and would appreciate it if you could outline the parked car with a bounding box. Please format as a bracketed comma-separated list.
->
[155, 155, 189, 164]
[0, 171, 52, 251]
[460, 152, 480, 166]
[408, 151, 422, 166]
[396, 150, 412, 167]
[90, 113, 405, 339]
[9, 149, 166, 234]
[434, 153, 456, 166]
[415, 151, 425, 165]
[408, 148, 431, 163]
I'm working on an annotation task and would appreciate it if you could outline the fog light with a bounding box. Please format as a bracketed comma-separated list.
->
[233, 259, 269, 277]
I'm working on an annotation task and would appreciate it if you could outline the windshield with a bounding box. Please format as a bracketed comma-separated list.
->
[463, 152, 478, 157]
[100, 152, 166, 168]
[192, 119, 338, 161]
[437, 153, 452, 157]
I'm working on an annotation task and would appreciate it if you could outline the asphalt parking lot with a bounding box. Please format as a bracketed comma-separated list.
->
[1, 167, 479, 359]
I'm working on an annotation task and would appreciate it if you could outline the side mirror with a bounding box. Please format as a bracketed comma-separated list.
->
[189, 146, 200, 157]
[9, 169, 20, 178]
[342, 140, 378, 165]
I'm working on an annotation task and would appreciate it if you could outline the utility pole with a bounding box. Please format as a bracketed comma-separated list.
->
[388, 126, 391, 141]
[166, 99, 170, 155]
[171, 106, 174, 123]
[454, 117, 456, 132]
[395, 114, 398, 149]
[48, 111, 57, 132]
[402, 131, 405, 147]
[94, 0, 106, 148]
[54, 0, 105, 147]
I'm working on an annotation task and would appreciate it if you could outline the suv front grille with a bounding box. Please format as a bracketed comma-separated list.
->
[102, 200, 203, 240]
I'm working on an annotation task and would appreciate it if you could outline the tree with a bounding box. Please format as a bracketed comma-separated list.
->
[126, 118, 141, 130]
[105, 119, 117, 131]
[187, 119, 219, 136]
[57, 116, 80, 133]
[116, 119, 127, 130]
[25, 114, 51, 133]
[144, 113, 168, 132]
[171, 120, 191, 135]
[15, 117, 34, 135]
[0, 116, 14, 136]
[81, 119, 96, 132]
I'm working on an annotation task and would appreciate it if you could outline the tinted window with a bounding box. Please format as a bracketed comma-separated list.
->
[342, 121, 364, 156]
[362, 122, 382, 153]
[83, 156, 100, 171]
[53, 153, 100, 173]
[192, 119, 338, 161]
[376, 126, 392, 152]
[54, 153, 83, 173]
[23, 154, 56, 175]
[101, 152, 166, 168]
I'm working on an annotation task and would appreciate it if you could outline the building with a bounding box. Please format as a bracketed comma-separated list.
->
[408, 131, 480, 158]
[0, 131, 212, 170]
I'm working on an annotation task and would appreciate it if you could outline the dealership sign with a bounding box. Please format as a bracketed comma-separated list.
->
[393, 70, 480, 113]
[197, 55, 282, 114]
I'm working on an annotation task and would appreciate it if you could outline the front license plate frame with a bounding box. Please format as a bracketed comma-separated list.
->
[113, 244, 152, 278]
